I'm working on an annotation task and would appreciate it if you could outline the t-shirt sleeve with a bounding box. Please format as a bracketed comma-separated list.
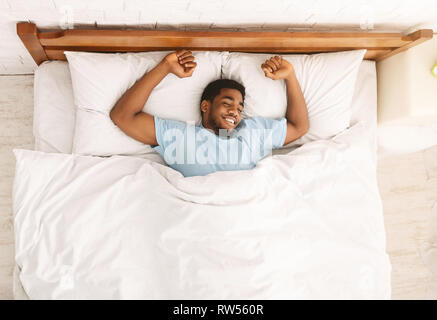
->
[153, 116, 187, 149]
[245, 117, 287, 149]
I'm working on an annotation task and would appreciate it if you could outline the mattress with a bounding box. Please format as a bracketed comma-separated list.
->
[13, 58, 388, 299]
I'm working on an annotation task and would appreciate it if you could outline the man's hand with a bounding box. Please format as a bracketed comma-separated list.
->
[261, 56, 294, 80]
[163, 49, 197, 78]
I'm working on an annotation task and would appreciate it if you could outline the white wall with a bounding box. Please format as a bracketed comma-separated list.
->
[1, 0, 437, 74]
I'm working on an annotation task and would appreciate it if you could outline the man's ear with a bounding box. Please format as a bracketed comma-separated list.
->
[201, 100, 209, 113]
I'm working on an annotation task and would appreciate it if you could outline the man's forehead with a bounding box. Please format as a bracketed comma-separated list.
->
[218, 89, 244, 105]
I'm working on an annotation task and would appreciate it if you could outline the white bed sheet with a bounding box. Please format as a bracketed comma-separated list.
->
[13, 59, 388, 300]
[13, 121, 391, 299]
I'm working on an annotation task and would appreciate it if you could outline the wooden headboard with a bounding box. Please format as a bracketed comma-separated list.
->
[17, 22, 433, 65]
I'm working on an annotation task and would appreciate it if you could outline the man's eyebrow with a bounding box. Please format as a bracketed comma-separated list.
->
[222, 96, 244, 107]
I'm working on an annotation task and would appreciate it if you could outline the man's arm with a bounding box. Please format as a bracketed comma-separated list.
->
[261, 56, 309, 145]
[109, 61, 168, 146]
[109, 50, 197, 146]
[283, 70, 309, 145]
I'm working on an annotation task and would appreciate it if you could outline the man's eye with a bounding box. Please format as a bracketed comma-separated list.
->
[224, 103, 230, 106]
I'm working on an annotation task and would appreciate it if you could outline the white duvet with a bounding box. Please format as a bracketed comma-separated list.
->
[12, 121, 391, 299]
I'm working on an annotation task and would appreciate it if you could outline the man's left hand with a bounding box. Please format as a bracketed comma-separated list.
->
[261, 56, 294, 80]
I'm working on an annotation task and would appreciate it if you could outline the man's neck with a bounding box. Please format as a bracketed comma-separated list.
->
[201, 118, 219, 135]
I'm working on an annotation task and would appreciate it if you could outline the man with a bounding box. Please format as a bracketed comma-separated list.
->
[110, 49, 309, 177]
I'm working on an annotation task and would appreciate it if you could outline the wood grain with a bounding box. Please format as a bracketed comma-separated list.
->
[375, 29, 434, 61]
[38, 29, 411, 48]
[43, 48, 392, 61]
[16, 22, 48, 66]
[16, 22, 433, 65]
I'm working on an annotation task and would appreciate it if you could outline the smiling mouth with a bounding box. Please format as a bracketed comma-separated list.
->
[223, 116, 236, 126]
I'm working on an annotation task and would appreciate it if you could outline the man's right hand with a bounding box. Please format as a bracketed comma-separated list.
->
[163, 49, 197, 78]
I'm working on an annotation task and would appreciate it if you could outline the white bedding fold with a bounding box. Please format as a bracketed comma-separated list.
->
[12, 121, 391, 299]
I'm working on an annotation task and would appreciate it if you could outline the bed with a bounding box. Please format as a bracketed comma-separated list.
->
[12, 23, 433, 299]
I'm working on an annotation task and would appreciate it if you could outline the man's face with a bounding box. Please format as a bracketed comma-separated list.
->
[201, 88, 244, 134]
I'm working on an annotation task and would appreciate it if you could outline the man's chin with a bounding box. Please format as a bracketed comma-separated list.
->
[220, 125, 235, 132]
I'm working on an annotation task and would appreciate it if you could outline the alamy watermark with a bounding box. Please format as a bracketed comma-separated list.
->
[160, 122, 275, 166]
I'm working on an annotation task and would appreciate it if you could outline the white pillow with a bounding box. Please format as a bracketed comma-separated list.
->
[221, 50, 366, 146]
[66, 51, 226, 156]
[34, 61, 76, 153]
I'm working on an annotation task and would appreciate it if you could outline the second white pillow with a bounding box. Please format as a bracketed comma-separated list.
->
[221, 50, 366, 146]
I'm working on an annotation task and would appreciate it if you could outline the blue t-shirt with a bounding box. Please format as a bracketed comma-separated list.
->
[153, 116, 287, 177]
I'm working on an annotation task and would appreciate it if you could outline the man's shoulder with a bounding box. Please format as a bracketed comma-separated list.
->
[241, 116, 286, 128]
[155, 116, 197, 129]
[239, 116, 262, 126]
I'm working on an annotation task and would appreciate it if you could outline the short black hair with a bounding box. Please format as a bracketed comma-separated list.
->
[200, 79, 245, 105]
